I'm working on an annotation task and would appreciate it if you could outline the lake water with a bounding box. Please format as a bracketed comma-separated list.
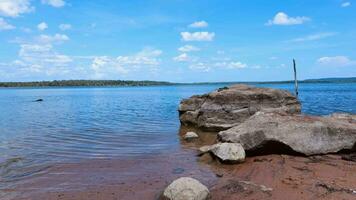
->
[0, 83, 355, 195]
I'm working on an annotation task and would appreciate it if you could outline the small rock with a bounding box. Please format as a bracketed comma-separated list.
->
[210, 143, 245, 163]
[162, 177, 210, 200]
[184, 132, 199, 140]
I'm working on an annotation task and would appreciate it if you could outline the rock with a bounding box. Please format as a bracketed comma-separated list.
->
[218, 112, 356, 156]
[210, 143, 246, 163]
[161, 177, 210, 200]
[198, 145, 214, 154]
[179, 84, 300, 131]
[184, 132, 199, 140]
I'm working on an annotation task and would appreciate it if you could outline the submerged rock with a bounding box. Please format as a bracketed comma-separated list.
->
[218, 112, 356, 156]
[161, 177, 210, 200]
[184, 132, 199, 140]
[179, 84, 300, 131]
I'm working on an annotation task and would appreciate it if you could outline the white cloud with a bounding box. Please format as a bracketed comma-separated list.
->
[189, 62, 211, 72]
[189, 21, 208, 28]
[317, 56, 356, 67]
[266, 12, 310, 26]
[0, 17, 15, 30]
[59, 23, 71, 31]
[181, 32, 215, 41]
[290, 32, 336, 42]
[91, 48, 163, 77]
[173, 53, 190, 62]
[37, 34, 69, 43]
[0, 0, 33, 17]
[37, 22, 48, 31]
[215, 61, 247, 69]
[15, 43, 72, 74]
[341, 2, 351, 7]
[41, 0, 66, 8]
[178, 45, 200, 52]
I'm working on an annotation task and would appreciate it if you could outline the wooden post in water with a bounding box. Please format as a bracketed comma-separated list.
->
[293, 59, 299, 98]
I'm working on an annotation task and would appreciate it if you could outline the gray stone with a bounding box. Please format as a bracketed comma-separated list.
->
[184, 132, 199, 140]
[210, 143, 246, 163]
[218, 112, 356, 156]
[179, 84, 300, 131]
[162, 177, 210, 200]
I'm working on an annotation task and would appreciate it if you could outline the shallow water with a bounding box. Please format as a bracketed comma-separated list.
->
[0, 83, 355, 193]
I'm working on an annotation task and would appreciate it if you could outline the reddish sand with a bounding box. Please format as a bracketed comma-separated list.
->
[3, 128, 356, 200]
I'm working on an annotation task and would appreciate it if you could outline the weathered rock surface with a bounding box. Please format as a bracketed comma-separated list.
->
[210, 143, 246, 163]
[184, 132, 199, 140]
[161, 177, 210, 200]
[179, 84, 300, 131]
[218, 112, 356, 155]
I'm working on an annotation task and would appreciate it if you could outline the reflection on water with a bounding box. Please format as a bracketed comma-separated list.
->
[0, 83, 355, 192]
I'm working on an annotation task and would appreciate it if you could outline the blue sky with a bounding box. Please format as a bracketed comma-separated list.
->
[0, 0, 355, 82]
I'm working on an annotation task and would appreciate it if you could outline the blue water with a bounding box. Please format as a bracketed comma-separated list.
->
[0, 83, 355, 186]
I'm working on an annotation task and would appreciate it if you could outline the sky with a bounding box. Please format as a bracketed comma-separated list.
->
[0, 0, 355, 82]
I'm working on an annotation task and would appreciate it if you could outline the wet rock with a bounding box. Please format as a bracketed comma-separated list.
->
[161, 177, 210, 200]
[210, 143, 246, 163]
[184, 132, 199, 140]
[179, 84, 300, 131]
[218, 112, 356, 156]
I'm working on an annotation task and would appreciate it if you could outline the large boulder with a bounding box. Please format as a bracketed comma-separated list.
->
[161, 177, 210, 200]
[179, 84, 300, 131]
[218, 112, 356, 156]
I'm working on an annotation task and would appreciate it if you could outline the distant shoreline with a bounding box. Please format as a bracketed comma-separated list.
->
[0, 77, 355, 88]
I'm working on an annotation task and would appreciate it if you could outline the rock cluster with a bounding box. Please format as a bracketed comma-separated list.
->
[179, 84, 301, 131]
[179, 84, 356, 156]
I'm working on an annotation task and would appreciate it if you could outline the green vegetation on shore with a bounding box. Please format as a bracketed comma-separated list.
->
[0, 80, 174, 87]
[0, 77, 355, 88]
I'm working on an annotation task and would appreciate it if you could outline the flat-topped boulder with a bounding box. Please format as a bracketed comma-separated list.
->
[179, 84, 301, 131]
[218, 112, 356, 156]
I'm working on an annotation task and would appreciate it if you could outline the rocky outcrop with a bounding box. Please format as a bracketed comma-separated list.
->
[218, 112, 356, 156]
[179, 84, 301, 131]
[161, 177, 210, 200]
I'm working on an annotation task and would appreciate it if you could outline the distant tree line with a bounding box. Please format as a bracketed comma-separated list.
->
[0, 77, 354, 87]
[0, 80, 174, 87]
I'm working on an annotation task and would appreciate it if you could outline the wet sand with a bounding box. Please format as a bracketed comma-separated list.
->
[4, 128, 356, 200]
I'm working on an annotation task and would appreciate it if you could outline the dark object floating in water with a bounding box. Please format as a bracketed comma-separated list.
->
[35, 99, 43, 102]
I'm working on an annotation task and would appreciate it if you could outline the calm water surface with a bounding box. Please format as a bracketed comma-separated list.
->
[0, 83, 355, 190]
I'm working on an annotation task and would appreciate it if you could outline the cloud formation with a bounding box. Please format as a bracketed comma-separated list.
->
[37, 34, 70, 44]
[181, 32, 215, 41]
[266, 12, 310, 26]
[0, 17, 15, 30]
[317, 56, 355, 67]
[189, 21, 208, 28]
[178, 45, 200, 52]
[41, 0, 66, 8]
[59, 23, 71, 31]
[0, 0, 33, 17]
[290, 32, 336, 42]
[341, 2, 351, 7]
[91, 48, 163, 78]
[37, 22, 48, 31]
